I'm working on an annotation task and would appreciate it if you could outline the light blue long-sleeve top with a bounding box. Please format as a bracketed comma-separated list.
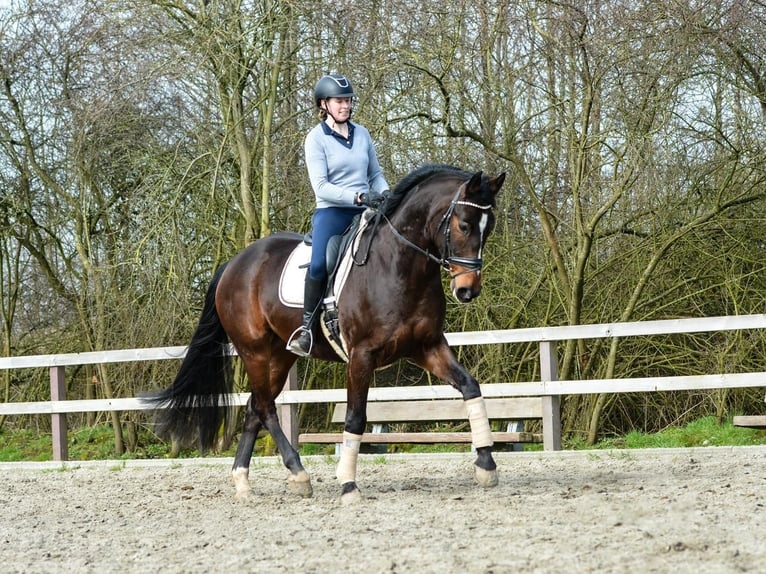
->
[304, 120, 389, 209]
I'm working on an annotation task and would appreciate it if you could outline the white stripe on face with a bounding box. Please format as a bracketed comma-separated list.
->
[476, 213, 489, 273]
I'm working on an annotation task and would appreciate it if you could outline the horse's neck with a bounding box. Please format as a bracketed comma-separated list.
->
[389, 194, 444, 246]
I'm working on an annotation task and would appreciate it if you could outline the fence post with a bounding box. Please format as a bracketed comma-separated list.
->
[280, 364, 299, 448]
[539, 341, 562, 450]
[50, 366, 68, 461]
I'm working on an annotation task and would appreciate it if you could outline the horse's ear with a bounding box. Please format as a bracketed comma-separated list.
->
[465, 171, 484, 196]
[488, 172, 506, 196]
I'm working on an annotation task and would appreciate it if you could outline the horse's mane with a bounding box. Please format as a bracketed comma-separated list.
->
[381, 164, 471, 217]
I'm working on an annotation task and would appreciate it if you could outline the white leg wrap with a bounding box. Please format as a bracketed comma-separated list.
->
[465, 396, 493, 448]
[336, 431, 362, 485]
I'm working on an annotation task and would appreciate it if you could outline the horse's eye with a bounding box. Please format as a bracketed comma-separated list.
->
[459, 221, 471, 235]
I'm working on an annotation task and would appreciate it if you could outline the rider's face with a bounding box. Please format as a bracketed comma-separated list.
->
[323, 97, 353, 120]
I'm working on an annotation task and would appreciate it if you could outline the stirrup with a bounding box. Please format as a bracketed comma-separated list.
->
[287, 326, 313, 357]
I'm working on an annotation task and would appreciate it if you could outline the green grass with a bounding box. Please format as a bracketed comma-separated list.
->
[567, 416, 766, 450]
[0, 416, 763, 462]
[298, 442, 333, 456]
[0, 424, 241, 462]
[0, 429, 52, 462]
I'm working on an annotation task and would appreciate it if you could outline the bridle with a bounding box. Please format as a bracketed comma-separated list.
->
[359, 185, 494, 279]
[436, 186, 494, 277]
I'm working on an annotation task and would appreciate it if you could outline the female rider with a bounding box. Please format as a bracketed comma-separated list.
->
[288, 73, 390, 356]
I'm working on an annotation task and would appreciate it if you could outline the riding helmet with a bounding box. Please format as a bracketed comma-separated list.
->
[314, 74, 355, 107]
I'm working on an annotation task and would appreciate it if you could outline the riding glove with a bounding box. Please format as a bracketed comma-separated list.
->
[357, 190, 386, 209]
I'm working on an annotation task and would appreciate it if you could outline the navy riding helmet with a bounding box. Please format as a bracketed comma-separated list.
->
[314, 74, 355, 108]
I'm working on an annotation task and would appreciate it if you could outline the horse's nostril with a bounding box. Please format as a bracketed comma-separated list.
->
[455, 287, 474, 303]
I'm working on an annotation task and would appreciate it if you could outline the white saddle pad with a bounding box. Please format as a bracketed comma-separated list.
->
[278, 211, 373, 310]
[279, 242, 311, 308]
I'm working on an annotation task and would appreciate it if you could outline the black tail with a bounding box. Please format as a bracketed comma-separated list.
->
[145, 263, 234, 451]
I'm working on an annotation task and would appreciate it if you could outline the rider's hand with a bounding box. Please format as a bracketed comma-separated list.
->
[358, 191, 384, 209]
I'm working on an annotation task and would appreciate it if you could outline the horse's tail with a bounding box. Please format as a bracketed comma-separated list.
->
[145, 262, 234, 451]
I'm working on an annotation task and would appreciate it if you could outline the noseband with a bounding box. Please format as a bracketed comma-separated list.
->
[375, 185, 494, 278]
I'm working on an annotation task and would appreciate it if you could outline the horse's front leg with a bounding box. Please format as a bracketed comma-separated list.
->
[464, 398, 498, 488]
[416, 338, 498, 488]
[336, 353, 373, 505]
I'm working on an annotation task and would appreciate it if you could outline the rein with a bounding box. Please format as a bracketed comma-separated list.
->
[354, 185, 494, 278]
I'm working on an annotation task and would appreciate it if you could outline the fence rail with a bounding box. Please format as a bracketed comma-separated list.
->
[2, 314, 765, 460]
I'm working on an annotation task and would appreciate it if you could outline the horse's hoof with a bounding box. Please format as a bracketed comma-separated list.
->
[340, 481, 362, 505]
[287, 470, 313, 498]
[474, 466, 499, 488]
[232, 467, 251, 499]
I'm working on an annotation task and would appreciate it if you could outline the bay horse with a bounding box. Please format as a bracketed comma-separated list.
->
[147, 164, 506, 504]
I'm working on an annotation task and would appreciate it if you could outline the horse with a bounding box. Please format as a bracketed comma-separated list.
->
[147, 164, 506, 504]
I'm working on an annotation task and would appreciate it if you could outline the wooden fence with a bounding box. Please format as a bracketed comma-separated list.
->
[1, 314, 765, 461]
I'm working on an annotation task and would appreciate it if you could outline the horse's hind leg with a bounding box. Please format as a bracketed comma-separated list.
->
[235, 343, 312, 498]
[258, 396, 313, 498]
[232, 396, 262, 498]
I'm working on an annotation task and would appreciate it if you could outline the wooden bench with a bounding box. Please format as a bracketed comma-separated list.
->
[733, 416, 766, 429]
[298, 397, 544, 450]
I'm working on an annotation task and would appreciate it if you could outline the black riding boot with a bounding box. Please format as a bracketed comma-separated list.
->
[288, 276, 324, 357]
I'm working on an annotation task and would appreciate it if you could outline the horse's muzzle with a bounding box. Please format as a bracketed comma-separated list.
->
[451, 267, 483, 303]
[454, 285, 481, 303]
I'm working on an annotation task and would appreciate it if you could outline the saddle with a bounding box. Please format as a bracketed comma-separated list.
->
[278, 210, 375, 361]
